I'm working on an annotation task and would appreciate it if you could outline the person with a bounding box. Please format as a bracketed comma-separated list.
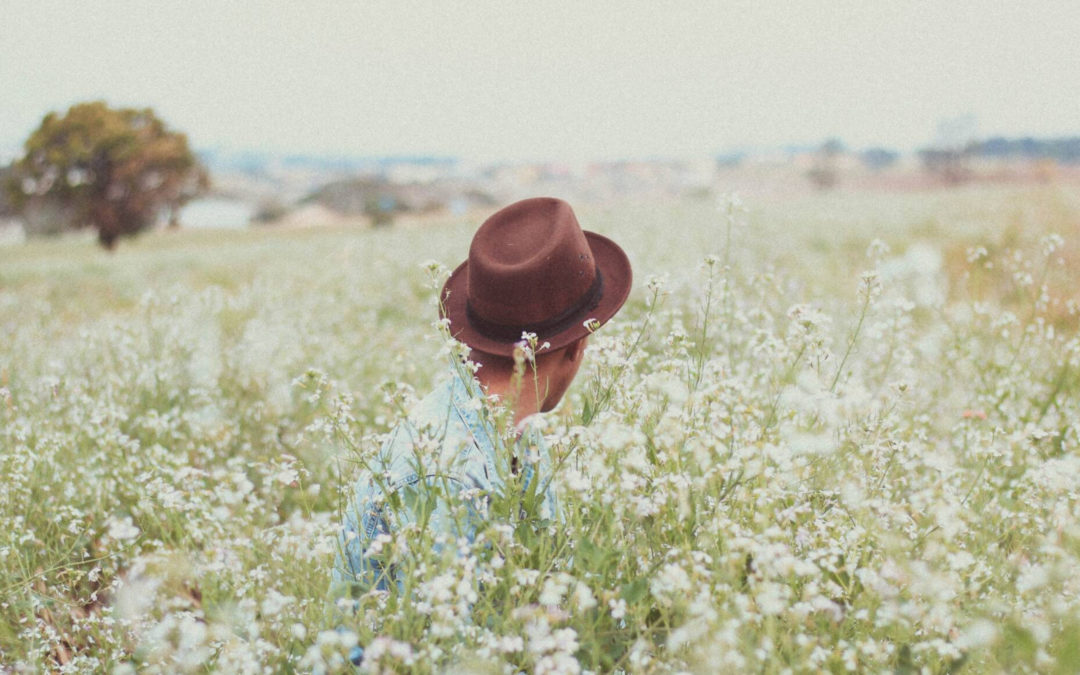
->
[330, 197, 633, 662]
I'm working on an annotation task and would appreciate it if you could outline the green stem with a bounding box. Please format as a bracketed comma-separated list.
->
[830, 292, 871, 393]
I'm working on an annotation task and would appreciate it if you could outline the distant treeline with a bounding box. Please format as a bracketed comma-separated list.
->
[914, 136, 1080, 183]
[198, 149, 459, 175]
[968, 136, 1080, 163]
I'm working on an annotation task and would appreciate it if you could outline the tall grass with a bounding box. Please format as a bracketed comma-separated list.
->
[1, 187, 1079, 672]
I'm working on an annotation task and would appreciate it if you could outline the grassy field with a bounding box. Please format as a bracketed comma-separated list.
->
[2, 184, 1080, 672]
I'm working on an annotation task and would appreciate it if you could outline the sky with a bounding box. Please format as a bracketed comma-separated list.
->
[2, 1, 1079, 162]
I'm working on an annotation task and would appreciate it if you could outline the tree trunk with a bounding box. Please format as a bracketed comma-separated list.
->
[98, 229, 118, 250]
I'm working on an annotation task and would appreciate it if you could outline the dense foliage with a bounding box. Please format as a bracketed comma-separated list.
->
[1, 189, 1078, 672]
[6, 101, 207, 248]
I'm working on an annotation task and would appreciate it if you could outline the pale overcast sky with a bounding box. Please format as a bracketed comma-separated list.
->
[2, 1, 1079, 162]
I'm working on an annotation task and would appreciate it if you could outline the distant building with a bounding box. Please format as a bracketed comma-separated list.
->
[179, 197, 255, 229]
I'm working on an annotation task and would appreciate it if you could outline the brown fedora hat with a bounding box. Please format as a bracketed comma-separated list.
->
[440, 197, 632, 357]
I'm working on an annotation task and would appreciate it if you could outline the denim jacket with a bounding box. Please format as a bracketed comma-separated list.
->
[331, 365, 558, 599]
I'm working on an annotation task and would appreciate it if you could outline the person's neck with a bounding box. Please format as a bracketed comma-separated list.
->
[476, 372, 544, 426]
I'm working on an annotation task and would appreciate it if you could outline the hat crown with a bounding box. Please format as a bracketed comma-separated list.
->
[466, 198, 597, 328]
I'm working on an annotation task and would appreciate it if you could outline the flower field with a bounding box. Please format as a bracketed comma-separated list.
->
[2, 185, 1080, 673]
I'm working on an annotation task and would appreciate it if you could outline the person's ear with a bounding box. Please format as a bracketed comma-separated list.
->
[565, 337, 587, 363]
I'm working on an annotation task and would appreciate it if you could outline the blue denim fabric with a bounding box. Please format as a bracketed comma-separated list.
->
[330, 365, 558, 605]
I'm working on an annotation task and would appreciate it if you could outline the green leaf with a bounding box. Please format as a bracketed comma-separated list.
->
[576, 537, 605, 572]
[621, 578, 648, 604]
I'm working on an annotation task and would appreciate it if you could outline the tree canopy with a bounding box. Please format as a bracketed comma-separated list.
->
[6, 101, 208, 248]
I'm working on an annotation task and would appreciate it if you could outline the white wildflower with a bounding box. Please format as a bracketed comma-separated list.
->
[107, 515, 140, 541]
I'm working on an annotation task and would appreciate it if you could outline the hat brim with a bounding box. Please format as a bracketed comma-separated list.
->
[440, 231, 633, 357]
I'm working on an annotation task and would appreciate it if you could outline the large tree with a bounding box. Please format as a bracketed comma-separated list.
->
[6, 101, 208, 248]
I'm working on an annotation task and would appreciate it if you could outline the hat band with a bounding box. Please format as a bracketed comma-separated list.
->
[465, 267, 604, 343]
